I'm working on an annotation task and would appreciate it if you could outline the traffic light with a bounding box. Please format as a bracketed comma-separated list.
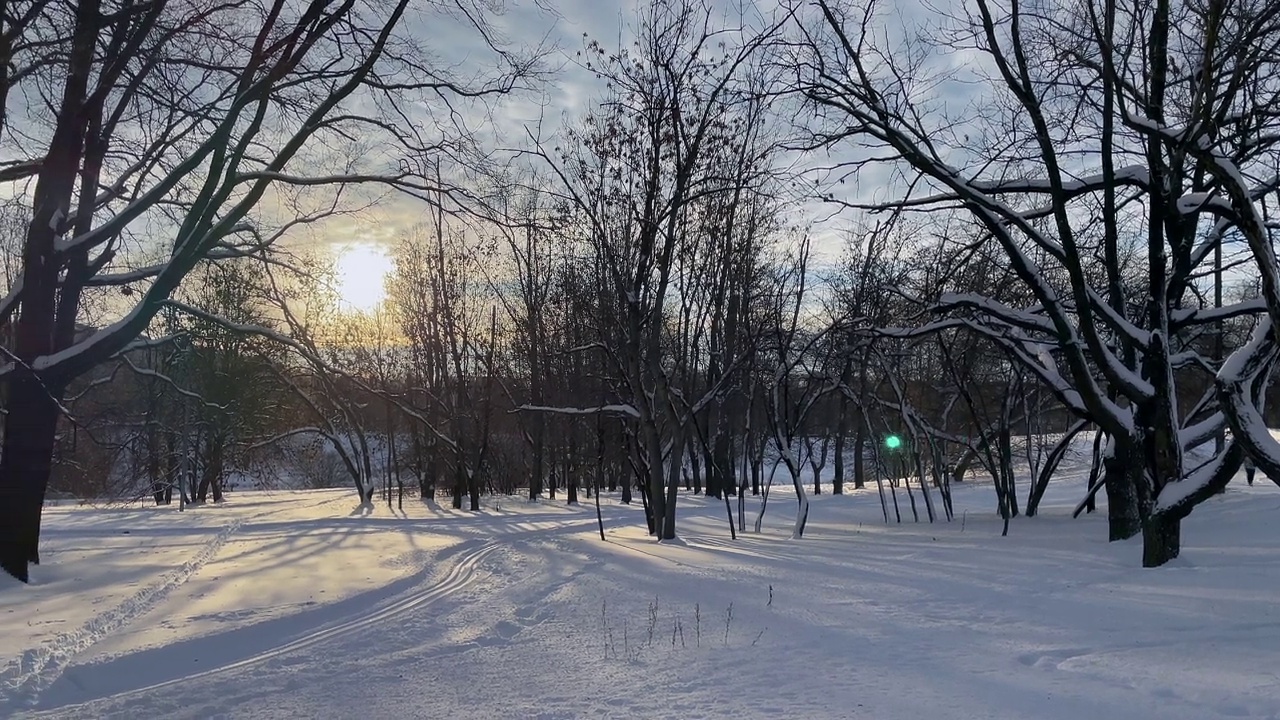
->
[885, 434, 902, 450]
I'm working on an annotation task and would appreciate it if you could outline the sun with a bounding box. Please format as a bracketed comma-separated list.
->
[332, 242, 394, 312]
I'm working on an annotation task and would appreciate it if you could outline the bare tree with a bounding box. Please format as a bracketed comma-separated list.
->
[533, 0, 788, 539]
[759, 235, 830, 537]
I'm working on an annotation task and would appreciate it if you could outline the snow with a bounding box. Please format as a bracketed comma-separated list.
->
[518, 403, 641, 419]
[4, 458, 1280, 720]
[967, 164, 1150, 195]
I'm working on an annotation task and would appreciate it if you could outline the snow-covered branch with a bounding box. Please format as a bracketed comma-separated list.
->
[515, 404, 641, 419]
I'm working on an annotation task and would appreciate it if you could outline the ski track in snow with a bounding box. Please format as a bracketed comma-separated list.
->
[83, 540, 503, 699]
[27, 512, 604, 715]
[0, 516, 246, 712]
[0, 493, 347, 714]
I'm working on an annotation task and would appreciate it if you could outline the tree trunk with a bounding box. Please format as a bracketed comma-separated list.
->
[810, 442, 823, 496]
[165, 433, 178, 505]
[182, 427, 197, 506]
[530, 432, 544, 501]
[0, 0, 100, 583]
[711, 422, 731, 498]
[997, 402, 1019, 518]
[833, 402, 847, 495]
[414, 431, 429, 498]
[779, 439, 811, 538]
[1142, 514, 1180, 567]
[566, 443, 579, 505]
[852, 417, 867, 490]
[0, 378, 60, 580]
[902, 455, 919, 522]
[148, 423, 164, 505]
[915, 450, 935, 523]
[686, 443, 698, 492]
[637, 473, 654, 533]
[197, 435, 225, 504]
[1103, 444, 1142, 541]
[661, 432, 685, 539]
[452, 463, 465, 509]
[644, 420, 665, 535]
[1084, 431, 1105, 514]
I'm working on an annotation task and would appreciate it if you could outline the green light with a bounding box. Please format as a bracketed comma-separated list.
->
[885, 435, 902, 450]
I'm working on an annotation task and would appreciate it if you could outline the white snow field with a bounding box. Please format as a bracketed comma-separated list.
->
[2, 466, 1279, 719]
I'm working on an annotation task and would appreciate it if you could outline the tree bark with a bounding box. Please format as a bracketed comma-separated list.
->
[1103, 444, 1142, 541]
[0, 379, 60, 579]
[852, 415, 867, 490]
[833, 398, 847, 494]
[1142, 513, 1180, 567]
[149, 422, 164, 505]
[197, 435, 224, 503]
[452, 462, 465, 509]
[661, 431, 686, 539]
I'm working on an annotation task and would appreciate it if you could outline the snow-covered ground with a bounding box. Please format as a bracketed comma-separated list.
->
[3, 463, 1279, 719]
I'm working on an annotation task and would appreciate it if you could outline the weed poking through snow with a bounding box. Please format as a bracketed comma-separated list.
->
[592, 595, 766, 662]
[724, 603, 734, 645]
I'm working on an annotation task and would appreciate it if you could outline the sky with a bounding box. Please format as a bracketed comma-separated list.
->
[322, 0, 825, 310]
[0, 0, 970, 315]
[325, 0, 1098, 319]
[2, 0, 1251, 319]
[314, 0, 634, 306]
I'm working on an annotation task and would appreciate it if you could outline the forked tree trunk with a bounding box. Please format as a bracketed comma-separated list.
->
[197, 435, 225, 503]
[778, 441, 811, 538]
